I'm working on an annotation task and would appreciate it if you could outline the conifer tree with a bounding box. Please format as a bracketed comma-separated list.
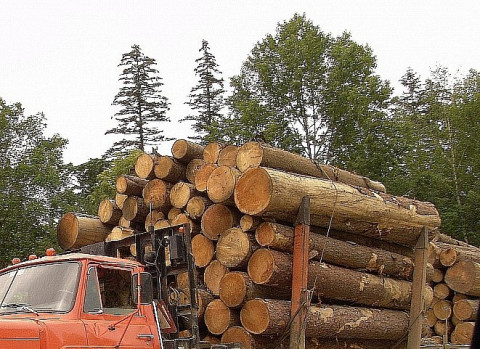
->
[106, 44, 170, 156]
[182, 40, 225, 144]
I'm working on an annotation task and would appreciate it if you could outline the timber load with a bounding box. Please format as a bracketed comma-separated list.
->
[56, 138, 456, 347]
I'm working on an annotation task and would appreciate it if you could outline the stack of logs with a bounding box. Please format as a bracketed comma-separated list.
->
[57, 139, 454, 348]
[424, 233, 480, 345]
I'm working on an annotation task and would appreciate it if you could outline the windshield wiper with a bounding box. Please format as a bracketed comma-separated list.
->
[1, 303, 39, 316]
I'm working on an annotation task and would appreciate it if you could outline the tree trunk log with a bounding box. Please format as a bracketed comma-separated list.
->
[122, 196, 150, 222]
[194, 163, 217, 192]
[204, 260, 229, 296]
[255, 222, 415, 280]
[221, 326, 272, 349]
[453, 299, 480, 321]
[192, 233, 215, 267]
[154, 219, 171, 230]
[186, 158, 206, 184]
[432, 268, 444, 283]
[435, 241, 480, 265]
[234, 167, 441, 246]
[433, 320, 453, 336]
[204, 299, 240, 335]
[451, 322, 475, 345]
[167, 207, 182, 221]
[201, 204, 238, 240]
[219, 271, 290, 308]
[433, 299, 452, 320]
[305, 338, 406, 349]
[98, 199, 122, 225]
[240, 215, 263, 232]
[115, 193, 128, 210]
[445, 260, 480, 296]
[170, 182, 196, 209]
[144, 210, 165, 231]
[142, 179, 172, 212]
[118, 216, 131, 228]
[135, 153, 158, 179]
[218, 145, 239, 167]
[171, 139, 204, 163]
[240, 299, 409, 340]
[426, 308, 438, 327]
[186, 196, 212, 220]
[106, 226, 135, 242]
[203, 142, 224, 164]
[235, 142, 386, 192]
[115, 175, 148, 196]
[216, 228, 258, 269]
[154, 156, 186, 183]
[433, 283, 452, 300]
[453, 293, 468, 303]
[247, 248, 428, 310]
[57, 213, 112, 249]
[170, 213, 199, 232]
[207, 166, 241, 205]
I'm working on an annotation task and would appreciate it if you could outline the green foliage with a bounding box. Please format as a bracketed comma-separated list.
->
[183, 40, 225, 144]
[106, 44, 171, 156]
[0, 98, 70, 266]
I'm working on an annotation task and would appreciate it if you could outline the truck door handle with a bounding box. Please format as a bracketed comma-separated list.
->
[138, 334, 154, 340]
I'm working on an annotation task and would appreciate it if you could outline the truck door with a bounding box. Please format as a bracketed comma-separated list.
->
[81, 265, 158, 348]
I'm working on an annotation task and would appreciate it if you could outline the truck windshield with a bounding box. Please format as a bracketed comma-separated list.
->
[0, 261, 80, 314]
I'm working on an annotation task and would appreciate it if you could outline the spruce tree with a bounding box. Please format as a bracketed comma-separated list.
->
[106, 44, 170, 156]
[182, 40, 225, 144]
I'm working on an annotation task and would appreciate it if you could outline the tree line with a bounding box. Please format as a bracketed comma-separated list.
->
[0, 13, 479, 265]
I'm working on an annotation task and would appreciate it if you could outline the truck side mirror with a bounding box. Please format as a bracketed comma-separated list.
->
[132, 272, 153, 305]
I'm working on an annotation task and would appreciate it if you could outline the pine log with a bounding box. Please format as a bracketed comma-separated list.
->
[154, 219, 171, 230]
[98, 199, 122, 225]
[240, 299, 409, 340]
[135, 153, 158, 179]
[194, 163, 217, 192]
[144, 210, 165, 231]
[204, 260, 229, 296]
[170, 213, 198, 232]
[201, 204, 238, 240]
[247, 248, 428, 310]
[221, 326, 272, 349]
[426, 308, 438, 327]
[57, 213, 112, 249]
[440, 247, 458, 267]
[203, 142, 224, 164]
[219, 271, 290, 308]
[122, 196, 149, 222]
[433, 320, 453, 336]
[204, 299, 240, 335]
[435, 241, 480, 265]
[453, 293, 468, 303]
[115, 175, 148, 196]
[216, 228, 258, 269]
[172, 139, 205, 163]
[255, 221, 415, 280]
[191, 233, 215, 267]
[170, 182, 196, 209]
[234, 167, 441, 246]
[154, 156, 187, 182]
[118, 216, 131, 228]
[186, 196, 212, 220]
[428, 242, 441, 267]
[240, 215, 262, 232]
[433, 283, 453, 300]
[177, 287, 214, 320]
[218, 145, 239, 167]
[167, 207, 182, 221]
[453, 299, 480, 321]
[451, 322, 475, 345]
[142, 179, 172, 212]
[207, 166, 241, 204]
[106, 226, 135, 242]
[202, 335, 221, 345]
[432, 268, 444, 283]
[186, 158, 206, 184]
[434, 233, 472, 247]
[433, 299, 452, 320]
[236, 142, 386, 192]
[445, 260, 480, 296]
[115, 193, 128, 210]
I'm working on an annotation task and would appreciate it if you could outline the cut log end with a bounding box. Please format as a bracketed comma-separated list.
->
[192, 234, 215, 267]
[204, 260, 229, 296]
[240, 299, 270, 335]
[194, 164, 217, 192]
[219, 272, 247, 308]
[218, 145, 239, 167]
[201, 204, 235, 240]
[207, 166, 239, 203]
[57, 212, 79, 249]
[203, 142, 223, 164]
[135, 153, 155, 179]
[247, 248, 275, 285]
[204, 299, 236, 335]
[236, 142, 263, 172]
[234, 168, 271, 215]
[216, 228, 254, 268]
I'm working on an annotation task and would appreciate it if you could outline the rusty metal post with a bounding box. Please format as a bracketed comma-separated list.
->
[289, 197, 310, 349]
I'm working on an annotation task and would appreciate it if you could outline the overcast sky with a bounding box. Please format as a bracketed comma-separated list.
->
[1, 1, 479, 165]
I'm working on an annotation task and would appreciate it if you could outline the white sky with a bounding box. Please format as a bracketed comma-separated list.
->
[1, 0, 479, 165]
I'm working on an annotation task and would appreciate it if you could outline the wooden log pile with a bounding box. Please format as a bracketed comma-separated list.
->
[57, 139, 451, 348]
[422, 233, 480, 345]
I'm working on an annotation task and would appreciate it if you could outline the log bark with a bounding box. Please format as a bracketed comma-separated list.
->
[216, 228, 258, 269]
[57, 213, 112, 249]
[204, 260, 229, 296]
[122, 196, 150, 222]
[451, 322, 475, 345]
[115, 193, 128, 210]
[218, 145, 239, 167]
[142, 179, 172, 211]
[98, 199, 122, 225]
[453, 299, 480, 321]
[186, 196, 212, 220]
[247, 248, 428, 310]
[433, 299, 452, 320]
[194, 163, 217, 192]
[235, 142, 386, 192]
[255, 222, 415, 280]
[191, 233, 215, 267]
[445, 260, 480, 296]
[135, 153, 158, 179]
[240, 299, 409, 340]
[144, 210, 165, 231]
[240, 215, 262, 232]
[207, 166, 241, 204]
[154, 156, 186, 183]
[219, 271, 290, 308]
[170, 182, 196, 209]
[201, 204, 238, 240]
[203, 142, 224, 164]
[186, 158, 206, 184]
[171, 139, 204, 163]
[234, 167, 441, 246]
[204, 299, 240, 335]
[115, 175, 148, 196]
